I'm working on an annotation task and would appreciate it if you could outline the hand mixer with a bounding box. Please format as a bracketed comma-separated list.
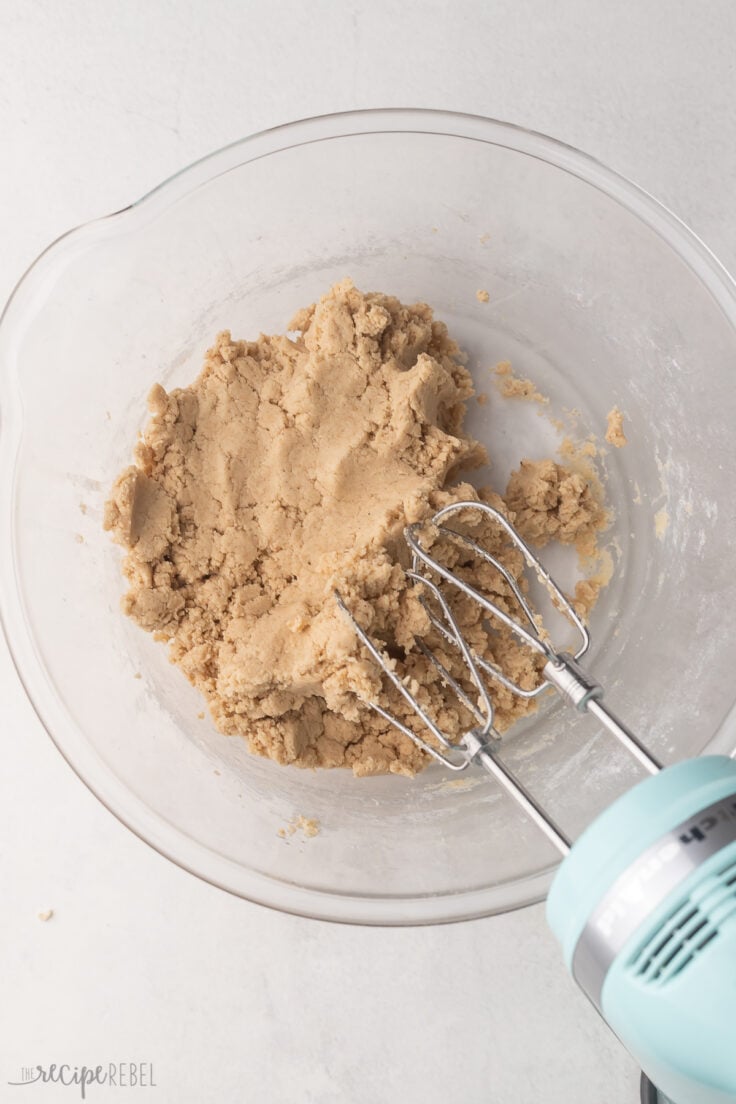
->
[336, 501, 736, 1104]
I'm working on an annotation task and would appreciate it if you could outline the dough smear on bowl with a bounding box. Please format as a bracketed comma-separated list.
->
[105, 280, 605, 776]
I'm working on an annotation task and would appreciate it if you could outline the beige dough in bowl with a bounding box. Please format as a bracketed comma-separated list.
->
[105, 279, 605, 776]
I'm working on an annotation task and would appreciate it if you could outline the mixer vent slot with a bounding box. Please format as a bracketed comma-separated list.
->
[627, 855, 736, 986]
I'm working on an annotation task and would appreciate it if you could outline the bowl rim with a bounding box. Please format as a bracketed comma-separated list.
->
[2, 107, 736, 926]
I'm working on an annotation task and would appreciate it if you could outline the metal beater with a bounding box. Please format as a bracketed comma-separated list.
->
[336, 499, 661, 855]
[336, 500, 736, 1104]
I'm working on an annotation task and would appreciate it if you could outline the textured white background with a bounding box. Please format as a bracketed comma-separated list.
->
[2, 2, 735, 1101]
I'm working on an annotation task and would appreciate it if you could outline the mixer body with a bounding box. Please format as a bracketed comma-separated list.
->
[341, 502, 736, 1102]
[548, 756, 736, 1104]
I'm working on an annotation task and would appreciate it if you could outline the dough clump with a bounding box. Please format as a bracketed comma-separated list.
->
[105, 280, 604, 776]
[605, 406, 627, 448]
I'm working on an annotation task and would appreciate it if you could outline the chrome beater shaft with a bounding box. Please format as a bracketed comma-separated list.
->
[336, 500, 662, 856]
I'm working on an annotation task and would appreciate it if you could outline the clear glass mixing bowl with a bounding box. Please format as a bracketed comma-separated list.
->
[2, 110, 736, 924]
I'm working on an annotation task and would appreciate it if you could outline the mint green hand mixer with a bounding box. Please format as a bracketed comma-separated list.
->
[337, 500, 736, 1104]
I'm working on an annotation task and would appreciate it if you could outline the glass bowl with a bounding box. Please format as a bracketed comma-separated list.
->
[2, 109, 736, 924]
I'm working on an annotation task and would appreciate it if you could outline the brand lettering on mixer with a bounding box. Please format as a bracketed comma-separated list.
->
[678, 799, 736, 845]
[595, 840, 682, 939]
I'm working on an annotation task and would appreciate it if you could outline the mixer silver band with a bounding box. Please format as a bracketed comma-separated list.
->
[571, 792, 736, 1009]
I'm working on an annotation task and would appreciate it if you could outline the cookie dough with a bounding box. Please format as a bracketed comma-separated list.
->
[605, 406, 627, 448]
[493, 360, 548, 404]
[505, 458, 606, 552]
[105, 280, 605, 776]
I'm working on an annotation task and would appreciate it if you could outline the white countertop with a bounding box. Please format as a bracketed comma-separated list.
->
[2, 3, 735, 1101]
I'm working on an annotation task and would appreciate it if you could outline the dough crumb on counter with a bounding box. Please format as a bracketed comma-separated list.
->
[605, 406, 627, 448]
[105, 280, 607, 777]
[37, 909, 54, 922]
[476, 289, 490, 303]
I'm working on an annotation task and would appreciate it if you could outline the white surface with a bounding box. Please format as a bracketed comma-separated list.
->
[2, 2, 735, 1101]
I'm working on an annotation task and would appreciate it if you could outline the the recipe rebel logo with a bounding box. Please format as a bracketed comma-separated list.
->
[8, 1063, 157, 1098]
